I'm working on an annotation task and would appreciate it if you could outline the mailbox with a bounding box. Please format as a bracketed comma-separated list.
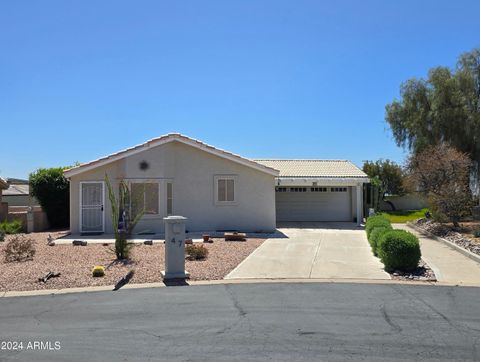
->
[161, 216, 190, 280]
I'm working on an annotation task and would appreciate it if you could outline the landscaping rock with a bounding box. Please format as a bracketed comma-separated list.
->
[143, 240, 153, 246]
[414, 218, 480, 257]
[224, 232, 247, 241]
[185, 239, 193, 245]
[388, 259, 437, 283]
[72, 240, 87, 246]
[47, 241, 55, 246]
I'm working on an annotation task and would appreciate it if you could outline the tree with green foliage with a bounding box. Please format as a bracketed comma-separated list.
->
[29, 167, 70, 228]
[385, 48, 480, 160]
[362, 159, 405, 210]
[385, 48, 480, 198]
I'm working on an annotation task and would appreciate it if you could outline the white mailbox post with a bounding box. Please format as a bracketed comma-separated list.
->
[161, 216, 190, 280]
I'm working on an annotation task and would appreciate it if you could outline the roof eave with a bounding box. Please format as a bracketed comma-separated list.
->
[64, 134, 280, 178]
[276, 176, 370, 185]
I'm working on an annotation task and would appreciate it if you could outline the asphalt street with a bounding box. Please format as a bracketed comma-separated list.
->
[0, 283, 479, 361]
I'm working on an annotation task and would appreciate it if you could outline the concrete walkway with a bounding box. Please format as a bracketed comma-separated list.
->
[226, 223, 390, 280]
[395, 224, 480, 286]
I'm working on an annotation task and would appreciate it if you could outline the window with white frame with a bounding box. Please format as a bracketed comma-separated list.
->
[214, 176, 236, 204]
[130, 182, 159, 216]
[166, 182, 173, 215]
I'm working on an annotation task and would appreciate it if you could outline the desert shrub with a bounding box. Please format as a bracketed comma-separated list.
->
[377, 230, 421, 272]
[369, 225, 393, 256]
[185, 244, 209, 260]
[92, 265, 105, 277]
[365, 215, 391, 238]
[473, 228, 480, 238]
[29, 167, 70, 228]
[4, 235, 36, 262]
[0, 219, 23, 234]
[105, 175, 144, 260]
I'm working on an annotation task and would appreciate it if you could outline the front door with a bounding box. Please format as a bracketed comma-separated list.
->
[80, 182, 104, 233]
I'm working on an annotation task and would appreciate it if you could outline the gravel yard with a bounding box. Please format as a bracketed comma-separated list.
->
[0, 231, 265, 292]
[414, 218, 480, 256]
[389, 259, 437, 282]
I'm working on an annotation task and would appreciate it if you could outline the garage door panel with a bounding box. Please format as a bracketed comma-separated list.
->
[276, 188, 351, 222]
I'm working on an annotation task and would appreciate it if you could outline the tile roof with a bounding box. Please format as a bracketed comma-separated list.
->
[3, 183, 30, 196]
[254, 160, 368, 179]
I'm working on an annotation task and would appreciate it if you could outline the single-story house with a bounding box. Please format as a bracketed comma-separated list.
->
[64, 133, 369, 235]
[2, 178, 40, 207]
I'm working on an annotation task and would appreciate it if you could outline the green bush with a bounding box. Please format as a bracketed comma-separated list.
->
[369, 225, 393, 256]
[0, 219, 23, 234]
[29, 167, 70, 228]
[185, 244, 209, 260]
[365, 215, 391, 239]
[0, 230, 5, 242]
[473, 228, 480, 238]
[377, 230, 421, 272]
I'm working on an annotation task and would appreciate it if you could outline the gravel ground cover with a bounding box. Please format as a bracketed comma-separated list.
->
[0, 231, 265, 292]
[389, 259, 437, 282]
[414, 218, 480, 256]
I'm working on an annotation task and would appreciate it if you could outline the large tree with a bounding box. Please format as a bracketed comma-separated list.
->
[29, 167, 70, 228]
[362, 159, 404, 210]
[405, 144, 473, 227]
[385, 48, 480, 161]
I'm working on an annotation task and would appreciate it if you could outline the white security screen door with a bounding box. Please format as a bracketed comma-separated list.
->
[80, 182, 104, 233]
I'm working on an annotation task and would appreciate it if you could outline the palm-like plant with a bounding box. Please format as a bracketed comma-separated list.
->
[105, 174, 144, 259]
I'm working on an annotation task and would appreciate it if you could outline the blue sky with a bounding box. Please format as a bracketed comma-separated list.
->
[1, 0, 479, 179]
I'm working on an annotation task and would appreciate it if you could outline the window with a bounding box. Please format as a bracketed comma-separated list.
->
[289, 187, 307, 192]
[331, 187, 347, 192]
[276, 187, 287, 192]
[311, 187, 327, 192]
[130, 182, 159, 215]
[215, 176, 236, 204]
[167, 182, 173, 216]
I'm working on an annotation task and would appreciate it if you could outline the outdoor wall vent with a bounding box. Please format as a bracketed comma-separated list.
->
[139, 160, 150, 171]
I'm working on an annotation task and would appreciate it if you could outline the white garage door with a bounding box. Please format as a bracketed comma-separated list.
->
[276, 187, 352, 222]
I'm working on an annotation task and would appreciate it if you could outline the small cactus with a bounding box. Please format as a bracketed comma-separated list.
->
[92, 265, 105, 277]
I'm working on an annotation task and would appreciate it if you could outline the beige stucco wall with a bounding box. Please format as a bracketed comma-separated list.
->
[2, 195, 39, 207]
[69, 141, 276, 234]
[380, 194, 428, 211]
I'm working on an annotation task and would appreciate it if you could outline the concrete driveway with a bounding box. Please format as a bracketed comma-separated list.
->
[226, 222, 390, 280]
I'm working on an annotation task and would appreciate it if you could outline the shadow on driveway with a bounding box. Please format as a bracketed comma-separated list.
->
[277, 221, 363, 231]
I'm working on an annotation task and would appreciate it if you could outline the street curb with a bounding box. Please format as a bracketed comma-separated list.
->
[1, 277, 479, 298]
[406, 222, 480, 265]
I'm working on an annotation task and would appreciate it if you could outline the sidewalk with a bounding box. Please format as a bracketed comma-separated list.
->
[395, 224, 480, 286]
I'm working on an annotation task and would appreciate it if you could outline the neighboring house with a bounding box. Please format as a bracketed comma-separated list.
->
[2, 178, 39, 207]
[0, 178, 49, 232]
[64, 133, 369, 235]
